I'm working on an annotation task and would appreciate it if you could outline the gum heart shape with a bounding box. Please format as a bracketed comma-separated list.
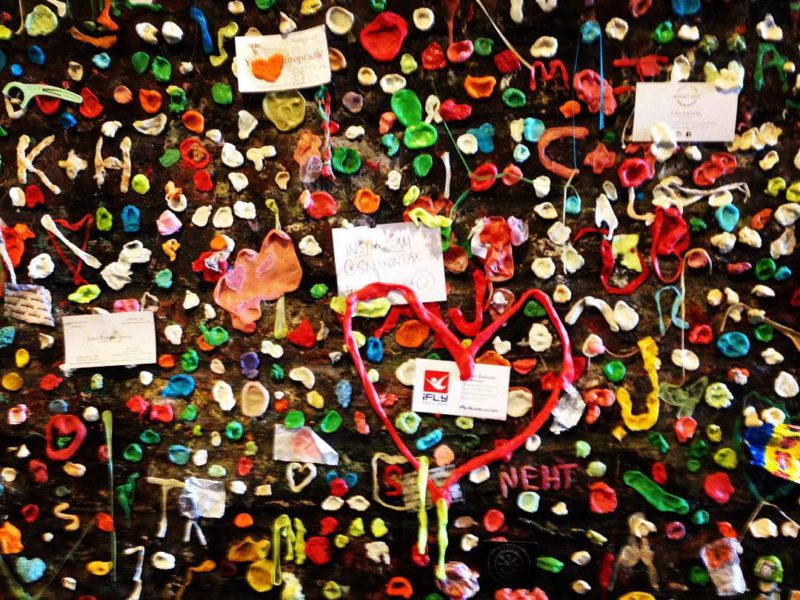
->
[251, 54, 284, 82]
[286, 461, 317, 493]
[342, 282, 575, 505]
[439, 98, 472, 121]
[15, 556, 46, 583]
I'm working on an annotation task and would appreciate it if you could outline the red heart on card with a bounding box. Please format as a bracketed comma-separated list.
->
[251, 54, 285, 82]
[342, 283, 576, 505]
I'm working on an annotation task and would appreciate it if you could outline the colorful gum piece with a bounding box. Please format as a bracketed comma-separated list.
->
[623, 470, 691, 514]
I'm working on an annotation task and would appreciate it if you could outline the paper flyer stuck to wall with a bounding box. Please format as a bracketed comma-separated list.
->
[332, 222, 447, 304]
[235, 25, 331, 93]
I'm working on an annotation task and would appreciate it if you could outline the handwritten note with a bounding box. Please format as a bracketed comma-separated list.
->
[332, 222, 447, 304]
[235, 26, 331, 93]
[63, 312, 156, 369]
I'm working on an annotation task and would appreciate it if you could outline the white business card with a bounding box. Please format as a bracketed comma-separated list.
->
[332, 222, 447, 304]
[412, 359, 510, 421]
[235, 26, 331, 93]
[63, 311, 156, 369]
[631, 82, 738, 143]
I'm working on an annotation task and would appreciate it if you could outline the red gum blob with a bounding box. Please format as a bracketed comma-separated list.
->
[35, 94, 60, 115]
[421, 42, 446, 71]
[359, 12, 408, 62]
[494, 49, 520, 73]
[79, 88, 103, 119]
[25, 185, 45, 208]
[149, 404, 174, 423]
[439, 99, 472, 121]
[652, 462, 668, 485]
[589, 482, 618, 513]
[629, 0, 653, 17]
[501, 164, 523, 186]
[471, 162, 498, 192]
[194, 170, 213, 192]
[305, 536, 332, 565]
[483, 508, 505, 532]
[180, 137, 211, 170]
[40, 374, 63, 390]
[583, 142, 617, 175]
[618, 157, 653, 188]
[45, 415, 87, 461]
[674, 416, 697, 443]
[574, 70, 618, 115]
[689, 324, 713, 345]
[287, 319, 316, 348]
[704, 472, 735, 504]
[302, 190, 339, 219]
[447, 40, 473, 63]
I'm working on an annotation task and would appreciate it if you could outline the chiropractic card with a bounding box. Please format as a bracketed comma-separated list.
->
[235, 26, 331, 92]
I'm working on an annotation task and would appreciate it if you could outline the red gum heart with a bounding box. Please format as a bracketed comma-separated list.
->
[287, 319, 317, 348]
[359, 12, 408, 62]
[342, 283, 575, 506]
[439, 99, 472, 121]
[45, 415, 87, 461]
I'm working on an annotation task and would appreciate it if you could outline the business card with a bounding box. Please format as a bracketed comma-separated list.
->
[631, 81, 738, 142]
[412, 359, 510, 421]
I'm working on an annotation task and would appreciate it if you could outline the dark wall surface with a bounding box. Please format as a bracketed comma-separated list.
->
[0, 0, 798, 598]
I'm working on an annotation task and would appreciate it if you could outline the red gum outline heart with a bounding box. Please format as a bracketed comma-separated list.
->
[343, 282, 575, 505]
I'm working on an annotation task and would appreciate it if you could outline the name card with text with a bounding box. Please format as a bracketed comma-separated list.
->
[632, 82, 738, 142]
[235, 26, 331, 93]
[412, 359, 510, 421]
[63, 311, 157, 369]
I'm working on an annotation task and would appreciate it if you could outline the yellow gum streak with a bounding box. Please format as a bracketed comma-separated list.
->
[616, 337, 660, 431]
